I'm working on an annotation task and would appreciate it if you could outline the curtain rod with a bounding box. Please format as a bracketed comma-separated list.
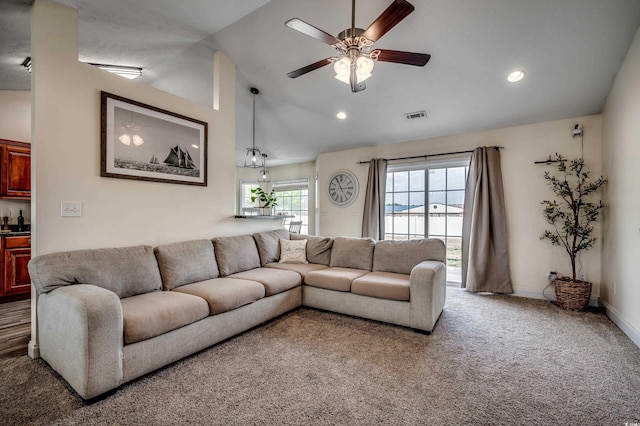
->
[357, 147, 504, 164]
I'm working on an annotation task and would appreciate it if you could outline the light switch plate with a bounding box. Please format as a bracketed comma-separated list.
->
[61, 201, 82, 217]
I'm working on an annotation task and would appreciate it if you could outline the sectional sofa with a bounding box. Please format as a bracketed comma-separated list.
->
[28, 229, 447, 399]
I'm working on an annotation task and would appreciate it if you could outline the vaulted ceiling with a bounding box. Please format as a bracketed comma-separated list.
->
[2, 0, 640, 166]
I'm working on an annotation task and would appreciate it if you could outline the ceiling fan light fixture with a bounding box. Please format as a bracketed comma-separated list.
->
[333, 56, 374, 85]
[333, 57, 351, 82]
[356, 56, 374, 76]
[507, 70, 525, 83]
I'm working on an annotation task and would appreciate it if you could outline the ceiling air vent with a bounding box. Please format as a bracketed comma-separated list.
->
[404, 110, 427, 120]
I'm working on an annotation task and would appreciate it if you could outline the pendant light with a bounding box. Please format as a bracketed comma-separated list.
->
[244, 87, 264, 168]
[258, 153, 271, 183]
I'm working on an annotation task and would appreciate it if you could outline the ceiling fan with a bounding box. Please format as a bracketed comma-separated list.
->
[285, 0, 431, 93]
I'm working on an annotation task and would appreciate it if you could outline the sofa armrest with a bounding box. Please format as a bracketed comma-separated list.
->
[408, 260, 446, 332]
[38, 284, 124, 399]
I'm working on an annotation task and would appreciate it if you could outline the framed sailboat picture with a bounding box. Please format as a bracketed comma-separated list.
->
[101, 91, 208, 186]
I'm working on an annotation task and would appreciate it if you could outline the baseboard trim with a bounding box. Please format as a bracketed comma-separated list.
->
[28, 341, 40, 359]
[510, 288, 600, 307]
[601, 301, 640, 350]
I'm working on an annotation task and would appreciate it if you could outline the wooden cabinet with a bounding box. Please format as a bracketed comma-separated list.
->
[0, 139, 31, 199]
[0, 236, 31, 302]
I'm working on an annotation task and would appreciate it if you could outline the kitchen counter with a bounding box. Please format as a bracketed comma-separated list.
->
[0, 231, 31, 237]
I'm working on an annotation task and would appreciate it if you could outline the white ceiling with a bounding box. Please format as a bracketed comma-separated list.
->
[2, 0, 640, 166]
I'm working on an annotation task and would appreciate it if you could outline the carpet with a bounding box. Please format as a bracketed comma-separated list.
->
[1, 287, 639, 425]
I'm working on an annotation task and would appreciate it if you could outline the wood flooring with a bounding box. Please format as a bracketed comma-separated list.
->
[0, 299, 30, 357]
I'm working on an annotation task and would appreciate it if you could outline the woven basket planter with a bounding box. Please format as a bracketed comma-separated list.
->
[554, 278, 592, 311]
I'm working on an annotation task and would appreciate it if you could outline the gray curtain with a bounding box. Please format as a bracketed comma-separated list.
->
[461, 147, 513, 293]
[361, 158, 387, 240]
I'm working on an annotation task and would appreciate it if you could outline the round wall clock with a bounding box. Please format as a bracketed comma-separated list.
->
[328, 169, 359, 207]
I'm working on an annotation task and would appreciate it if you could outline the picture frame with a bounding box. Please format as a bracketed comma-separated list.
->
[101, 91, 208, 186]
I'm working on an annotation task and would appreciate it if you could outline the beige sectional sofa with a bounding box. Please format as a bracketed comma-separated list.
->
[28, 230, 446, 400]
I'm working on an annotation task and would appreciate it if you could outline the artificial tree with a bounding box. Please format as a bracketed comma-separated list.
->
[540, 154, 606, 282]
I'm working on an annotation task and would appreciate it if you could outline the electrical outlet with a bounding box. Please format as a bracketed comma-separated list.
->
[579, 273, 586, 281]
[548, 271, 557, 282]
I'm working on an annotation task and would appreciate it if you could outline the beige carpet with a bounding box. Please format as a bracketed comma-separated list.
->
[2, 287, 639, 425]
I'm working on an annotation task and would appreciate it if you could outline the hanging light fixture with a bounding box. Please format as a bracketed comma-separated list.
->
[244, 87, 264, 168]
[258, 153, 271, 183]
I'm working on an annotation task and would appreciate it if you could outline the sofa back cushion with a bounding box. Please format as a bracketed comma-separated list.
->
[329, 237, 375, 271]
[154, 239, 219, 290]
[253, 229, 290, 266]
[291, 234, 333, 265]
[212, 235, 261, 276]
[28, 245, 162, 298]
[373, 239, 446, 275]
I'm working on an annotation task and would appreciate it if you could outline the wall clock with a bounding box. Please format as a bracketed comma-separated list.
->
[328, 170, 359, 207]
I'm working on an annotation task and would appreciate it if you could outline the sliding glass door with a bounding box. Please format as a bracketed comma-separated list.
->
[385, 159, 470, 283]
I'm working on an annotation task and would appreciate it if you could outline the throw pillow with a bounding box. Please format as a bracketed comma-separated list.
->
[279, 238, 308, 264]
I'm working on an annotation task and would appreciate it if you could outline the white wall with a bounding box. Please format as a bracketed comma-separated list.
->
[0, 91, 31, 142]
[138, 40, 216, 108]
[236, 161, 316, 234]
[31, 0, 277, 256]
[0, 91, 31, 227]
[317, 115, 603, 298]
[601, 27, 640, 347]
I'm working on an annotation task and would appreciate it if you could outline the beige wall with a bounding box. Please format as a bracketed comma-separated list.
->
[317, 114, 603, 299]
[236, 161, 316, 234]
[31, 0, 276, 258]
[0, 91, 31, 224]
[0, 91, 31, 143]
[601, 27, 640, 346]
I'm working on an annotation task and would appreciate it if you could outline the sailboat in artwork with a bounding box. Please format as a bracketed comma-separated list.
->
[149, 154, 159, 164]
[163, 145, 197, 169]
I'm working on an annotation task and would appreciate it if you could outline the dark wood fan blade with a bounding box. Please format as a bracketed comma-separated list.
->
[374, 49, 431, 66]
[350, 67, 366, 92]
[287, 58, 333, 78]
[285, 18, 341, 46]
[361, 0, 415, 43]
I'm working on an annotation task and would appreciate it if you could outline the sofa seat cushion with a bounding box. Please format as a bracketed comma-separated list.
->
[351, 272, 410, 301]
[228, 268, 301, 296]
[265, 262, 329, 278]
[304, 267, 369, 292]
[120, 291, 209, 344]
[173, 278, 265, 315]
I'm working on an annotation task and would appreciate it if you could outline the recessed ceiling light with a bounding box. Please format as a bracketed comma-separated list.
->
[336, 112, 347, 120]
[507, 70, 525, 83]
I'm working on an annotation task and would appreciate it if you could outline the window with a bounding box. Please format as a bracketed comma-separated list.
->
[385, 159, 470, 283]
[240, 181, 260, 213]
[273, 179, 309, 235]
